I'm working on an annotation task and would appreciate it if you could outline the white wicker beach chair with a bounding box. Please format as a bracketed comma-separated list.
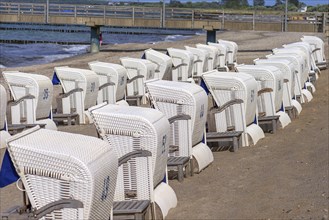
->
[143, 48, 173, 81]
[185, 46, 210, 80]
[236, 65, 291, 129]
[146, 79, 214, 173]
[5, 126, 118, 220]
[53, 66, 99, 124]
[2, 71, 57, 130]
[167, 48, 194, 82]
[207, 42, 230, 71]
[88, 61, 128, 105]
[283, 42, 320, 79]
[272, 47, 316, 95]
[120, 57, 156, 105]
[196, 44, 220, 71]
[267, 53, 313, 103]
[89, 103, 177, 218]
[301, 35, 327, 70]
[202, 71, 265, 147]
[217, 39, 238, 67]
[253, 58, 302, 116]
[0, 84, 11, 149]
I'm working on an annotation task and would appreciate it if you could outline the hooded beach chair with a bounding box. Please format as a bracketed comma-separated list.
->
[89, 103, 177, 219]
[120, 57, 156, 106]
[267, 53, 313, 103]
[217, 39, 238, 68]
[301, 35, 327, 70]
[253, 58, 302, 117]
[196, 44, 221, 71]
[207, 42, 230, 71]
[272, 47, 316, 94]
[2, 71, 57, 130]
[202, 71, 265, 148]
[1, 126, 118, 220]
[167, 48, 194, 82]
[283, 42, 320, 80]
[146, 79, 214, 173]
[53, 66, 99, 124]
[185, 46, 210, 82]
[143, 48, 173, 81]
[0, 84, 11, 149]
[236, 65, 291, 132]
[88, 61, 128, 106]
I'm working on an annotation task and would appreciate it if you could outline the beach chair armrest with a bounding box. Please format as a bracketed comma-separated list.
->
[168, 114, 191, 124]
[284, 79, 289, 83]
[8, 94, 35, 106]
[257, 88, 273, 96]
[29, 199, 83, 219]
[99, 82, 115, 90]
[118, 150, 152, 166]
[58, 88, 83, 99]
[210, 99, 244, 114]
[169, 145, 180, 153]
[127, 75, 144, 84]
[194, 59, 202, 64]
[172, 63, 187, 70]
[312, 48, 321, 53]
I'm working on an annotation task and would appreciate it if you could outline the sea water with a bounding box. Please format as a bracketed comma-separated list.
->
[0, 25, 200, 68]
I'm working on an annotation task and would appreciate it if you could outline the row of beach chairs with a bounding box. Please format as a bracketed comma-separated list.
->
[0, 35, 327, 219]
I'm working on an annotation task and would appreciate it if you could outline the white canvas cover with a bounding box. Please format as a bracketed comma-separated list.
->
[167, 48, 194, 81]
[88, 61, 127, 103]
[0, 84, 7, 130]
[6, 127, 118, 220]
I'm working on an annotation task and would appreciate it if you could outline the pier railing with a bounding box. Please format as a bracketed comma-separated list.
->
[0, 2, 328, 33]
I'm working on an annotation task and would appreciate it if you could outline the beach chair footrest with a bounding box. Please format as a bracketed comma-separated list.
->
[258, 115, 280, 133]
[52, 113, 80, 125]
[113, 200, 150, 219]
[206, 131, 243, 152]
[167, 156, 190, 182]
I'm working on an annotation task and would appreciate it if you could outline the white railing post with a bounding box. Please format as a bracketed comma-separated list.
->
[132, 7, 135, 26]
[191, 10, 194, 28]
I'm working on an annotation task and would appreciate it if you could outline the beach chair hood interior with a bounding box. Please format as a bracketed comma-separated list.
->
[146, 79, 214, 172]
[88, 61, 128, 104]
[143, 48, 173, 81]
[236, 65, 291, 128]
[89, 104, 177, 218]
[2, 71, 56, 130]
[6, 126, 118, 219]
[202, 71, 265, 146]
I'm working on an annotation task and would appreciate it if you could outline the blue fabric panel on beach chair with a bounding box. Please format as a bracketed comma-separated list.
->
[200, 79, 210, 95]
[0, 150, 19, 188]
[52, 72, 61, 85]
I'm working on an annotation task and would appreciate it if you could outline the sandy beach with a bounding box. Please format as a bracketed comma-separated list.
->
[0, 30, 328, 219]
